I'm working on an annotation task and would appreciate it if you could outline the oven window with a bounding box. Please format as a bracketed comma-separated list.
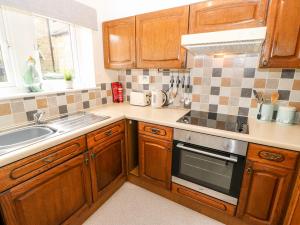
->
[180, 149, 234, 193]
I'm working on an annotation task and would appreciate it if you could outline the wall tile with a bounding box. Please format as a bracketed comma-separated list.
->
[0, 84, 112, 130]
[281, 69, 295, 79]
[0, 103, 11, 116]
[117, 54, 299, 123]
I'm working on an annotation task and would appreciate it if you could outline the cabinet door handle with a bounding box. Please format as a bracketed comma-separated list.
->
[262, 59, 268, 66]
[91, 152, 96, 159]
[247, 167, 253, 174]
[84, 157, 89, 165]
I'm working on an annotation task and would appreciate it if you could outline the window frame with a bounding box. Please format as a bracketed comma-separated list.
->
[33, 15, 80, 82]
[0, 8, 16, 88]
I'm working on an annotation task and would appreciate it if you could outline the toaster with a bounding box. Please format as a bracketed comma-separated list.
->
[130, 91, 151, 106]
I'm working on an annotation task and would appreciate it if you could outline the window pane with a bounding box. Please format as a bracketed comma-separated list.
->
[0, 47, 7, 82]
[34, 17, 74, 79]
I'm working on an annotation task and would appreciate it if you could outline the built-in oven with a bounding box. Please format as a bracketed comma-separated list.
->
[172, 129, 248, 205]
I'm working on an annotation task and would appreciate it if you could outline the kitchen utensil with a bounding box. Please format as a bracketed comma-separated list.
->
[276, 106, 296, 124]
[172, 75, 180, 98]
[180, 75, 185, 104]
[184, 75, 191, 108]
[168, 75, 174, 104]
[257, 103, 263, 120]
[271, 92, 279, 104]
[253, 90, 260, 102]
[151, 90, 168, 108]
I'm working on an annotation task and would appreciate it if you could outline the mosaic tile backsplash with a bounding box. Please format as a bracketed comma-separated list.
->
[118, 54, 300, 123]
[0, 83, 112, 130]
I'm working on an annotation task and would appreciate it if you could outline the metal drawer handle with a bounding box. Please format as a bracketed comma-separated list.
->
[176, 143, 238, 163]
[258, 151, 285, 162]
[42, 156, 55, 163]
[105, 130, 113, 136]
[151, 128, 160, 134]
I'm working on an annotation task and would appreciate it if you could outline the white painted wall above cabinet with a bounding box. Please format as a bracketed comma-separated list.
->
[100, 0, 204, 21]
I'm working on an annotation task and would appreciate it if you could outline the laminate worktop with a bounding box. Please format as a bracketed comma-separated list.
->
[1, 103, 299, 167]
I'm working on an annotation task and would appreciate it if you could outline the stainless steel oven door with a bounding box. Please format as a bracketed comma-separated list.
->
[172, 142, 245, 205]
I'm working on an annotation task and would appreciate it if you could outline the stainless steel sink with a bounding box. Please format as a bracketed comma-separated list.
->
[0, 112, 110, 156]
[0, 126, 57, 155]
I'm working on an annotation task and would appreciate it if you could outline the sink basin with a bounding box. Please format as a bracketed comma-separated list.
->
[0, 112, 109, 156]
[0, 126, 57, 154]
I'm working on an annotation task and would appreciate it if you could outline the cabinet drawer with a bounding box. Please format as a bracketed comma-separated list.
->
[138, 122, 173, 141]
[87, 120, 125, 149]
[247, 144, 299, 170]
[172, 183, 236, 216]
[0, 136, 86, 192]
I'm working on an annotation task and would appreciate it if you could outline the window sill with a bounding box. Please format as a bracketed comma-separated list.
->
[0, 86, 99, 101]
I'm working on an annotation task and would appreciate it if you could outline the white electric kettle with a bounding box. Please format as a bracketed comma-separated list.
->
[151, 90, 167, 108]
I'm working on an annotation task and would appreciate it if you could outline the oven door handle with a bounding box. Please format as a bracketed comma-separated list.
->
[176, 143, 238, 163]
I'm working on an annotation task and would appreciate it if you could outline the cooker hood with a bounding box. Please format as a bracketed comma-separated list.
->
[182, 27, 267, 55]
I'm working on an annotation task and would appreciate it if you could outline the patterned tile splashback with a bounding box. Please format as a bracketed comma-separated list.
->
[118, 54, 300, 123]
[0, 83, 113, 130]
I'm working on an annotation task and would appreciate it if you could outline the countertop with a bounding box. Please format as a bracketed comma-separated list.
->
[1, 103, 300, 167]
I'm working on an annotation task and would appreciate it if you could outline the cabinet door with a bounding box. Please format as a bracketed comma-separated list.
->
[0, 154, 92, 225]
[136, 6, 189, 69]
[237, 160, 294, 225]
[284, 171, 300, 225]
[90, 134, 125, 201]
[103, 16, 136, 69]
[189, 0, 268, 33]
[139, 134, 172, 189]
[261, 0, 300, 68]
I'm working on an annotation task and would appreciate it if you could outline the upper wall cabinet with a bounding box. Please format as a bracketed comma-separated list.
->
[103, 17, 136, 69]
[189, 0, 269, 33]
[136, 6, 189, 69]
[260, 0, 300, 68]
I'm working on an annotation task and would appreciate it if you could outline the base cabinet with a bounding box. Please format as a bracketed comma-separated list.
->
[138, 134, 172, 189]
[0, 154, 92, 225]
[237, 144, 299, 225]
[284, 171, 300, 225]
[237, 160, 293, 225]
[89, 134, 125, 201]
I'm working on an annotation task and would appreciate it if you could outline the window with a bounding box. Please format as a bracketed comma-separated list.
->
[34, 17, 75, 80]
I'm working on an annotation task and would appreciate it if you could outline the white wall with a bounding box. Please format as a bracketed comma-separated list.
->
[99, 0, 204, 21]
[75, 0, 116, 84]
[76, 0, 205, 84]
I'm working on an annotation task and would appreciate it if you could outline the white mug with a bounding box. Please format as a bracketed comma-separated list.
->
[151, 90, 167, 108]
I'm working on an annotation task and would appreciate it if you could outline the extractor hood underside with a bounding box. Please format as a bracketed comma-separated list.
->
[184, 40, 264, 56]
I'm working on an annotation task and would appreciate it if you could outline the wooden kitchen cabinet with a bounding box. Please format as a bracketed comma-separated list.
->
[284, 170, 300, 225]
[103, 16, 136, 69]
[237, 144, 299, 225]
[0, 153, 92, 225]
[89, 125, 126, 201]
[260, 0, 300, 68]
[138, 129, 172, 190]
[0, 136, 86, 193]
[136, 6, 189, 68]
[189, 0, 268, 33]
